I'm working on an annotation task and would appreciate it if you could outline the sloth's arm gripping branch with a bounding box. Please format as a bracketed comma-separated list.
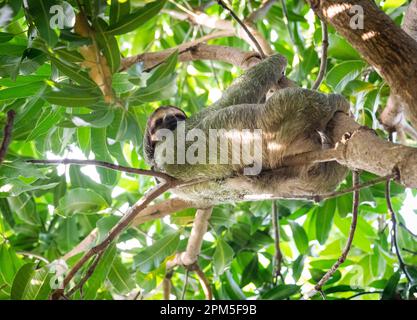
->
[210, 54, 287, 109]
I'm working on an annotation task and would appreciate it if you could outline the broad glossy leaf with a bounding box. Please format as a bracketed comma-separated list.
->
[11, 265, 51, 300]
[26, 0, 59, 46]
[8, 194, 40, 226]
[240, 254, 259, 287]
[110, 0, 130, 25]
[262, 284, 300, 300]
[0, 82, 46, 101]
[316, 199, 336, 245]
[0, 32, 13, 43]
[94, 18, 120, 74]
[74, 110, 114, 128]
[147, 50, 178, 84]
[91, 128, 118, 185]
[289, 221, 309, 254]
[56, 188, 108, 217]
[108, 258, 135, 294]
[381, 271, 400, 300]
[326, 60, 366, 92]
[51, 57, 95, 87]
[106, 0, 166, 35]
[43, 84, 102, 107]
[129, 73, 177, 104]
[10, 263, 36, 300]
[83, 245, 117, 299]
[134, 232, 180, 273]
[213, 239, 234, 275]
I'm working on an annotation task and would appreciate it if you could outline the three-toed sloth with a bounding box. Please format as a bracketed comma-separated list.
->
[144, 55, 350, 207]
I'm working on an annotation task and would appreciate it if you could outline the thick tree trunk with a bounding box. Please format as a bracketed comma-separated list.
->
[308, 0, 417, 128]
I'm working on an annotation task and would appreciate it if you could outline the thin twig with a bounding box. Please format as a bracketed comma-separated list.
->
[17, 251, 50, 264]
[181, 269, 190, 300]
[51, 182, 175, 299]
[315, 174, 394, 202]
[399, 222, 417, 239]
[216, 0, 266, 58]
[192, 263, 213, 300]
[402, 248, 417, 255]
[247, 0, 277, 22]
[346, 291, 383, 300]
[67, 250, 105, 297]
[271, 201, 284, 284]
[0, 110, 16, 165]
[386, 133, 412, 283]
[279, 0, 297, 53]
[306, 171, 360, 299]
[27, 159, 175, 182]
[312, 19, 328, 90]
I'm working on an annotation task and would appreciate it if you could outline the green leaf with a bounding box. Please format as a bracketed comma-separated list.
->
[0, 198, 14, 227]
[94, 18, 121, 73]
[0, 243, 24, 285]
[106, 0, 166, 35]
[147, 50, 178, 84]
[26, 107, 64, 141]
[223, 270, 246, 300]
[134, 232, 180, 273]
[262, 284, 300, 300]
[0, 161, 47, 179]
[381, 271, 401, 300]
[43, 84, 102, 107]
[77, 127, 91, 156]
[56, 188, 108, 217]
[110, 0, 131, 25]
[289, 222, 309, 254]
[51, 57, 95, 87]
[0, 82, 46, 101]
[316, 199, 336, 245]
[213, 239, 234, 275]
[108, 258, 135, 294]
[26, 0, 59, 47]
[91, 128, 118, 185]
[328, 34, 360, 60]
[11, 263, 36, 300]
[67, 110, 115, 128]
[0, 179, 59, 198]
[0, 32, 14, 43]
[8, 194, 41, 226]
[129, 73, 177, 104]
[292, 255, 305, 282]
[83, 245, 117, 299]
[326, 60, 366, 92]
[240, 254, 259, 287]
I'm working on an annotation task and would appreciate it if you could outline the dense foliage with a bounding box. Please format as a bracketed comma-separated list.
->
[0, 0, 416, 300]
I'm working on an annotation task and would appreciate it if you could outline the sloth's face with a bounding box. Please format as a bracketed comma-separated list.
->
[148, 106, 187, 143]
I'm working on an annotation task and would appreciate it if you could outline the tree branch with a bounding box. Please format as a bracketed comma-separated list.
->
[308, 0, 417, 129]
[52, 182, 177, 299]
[312, 19, 328, 90]
[121, 43, 262, 71]
[247, 0, 277, 22]
[27, 158, 175, 182]
[216, 0, 266, 58]
[165, 207, 214, 300]
[162, 2, 274, 55]
[0, 110, 16, 165]
[381, 0, 417, 137]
